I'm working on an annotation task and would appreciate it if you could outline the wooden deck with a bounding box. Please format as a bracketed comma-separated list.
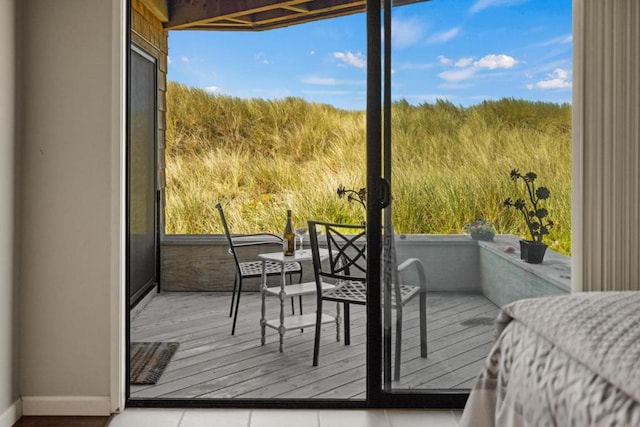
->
[130, 291, 500, 400]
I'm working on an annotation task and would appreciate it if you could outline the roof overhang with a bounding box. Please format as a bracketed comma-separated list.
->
[166, 0, 429, 31]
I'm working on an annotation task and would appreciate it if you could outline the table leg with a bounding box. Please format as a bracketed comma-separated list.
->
[260, 260, 267, 346]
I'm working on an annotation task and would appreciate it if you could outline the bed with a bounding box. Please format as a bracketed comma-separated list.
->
[460, 291, 640, 426]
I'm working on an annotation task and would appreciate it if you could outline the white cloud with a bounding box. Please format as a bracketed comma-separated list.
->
[474, 54, 517, 69]
[391, 17, 425, 49]
[302, 76, 339, 85]
[436, 53, 518, 85]
[536, 79, 572, 89]
[469, 0, 529, 14]
[533, 68, 572, 89]
[427, 27, 461, 44]
[455, 57, 474, 68]
[167, 56, 172, 65]
[301, 75, 365, 86]
[438, 67, 478, 82]
[553, 68, 569, 80]
[540, 34, 573, 46]
[180, 56, 189, 63]
[333, 51, 366, 69]
[203, 86, 219, 93]
[438, 55, 452, 66]
[255, 52, 271, 64]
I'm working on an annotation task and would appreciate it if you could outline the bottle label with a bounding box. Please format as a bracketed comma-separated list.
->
[283, 235, 295, 256]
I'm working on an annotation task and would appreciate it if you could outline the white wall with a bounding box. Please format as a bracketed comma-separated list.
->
[19, 0, 123, 416]
[0, 0, 20, 425]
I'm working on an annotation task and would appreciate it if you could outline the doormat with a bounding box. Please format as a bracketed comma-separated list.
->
[130, 342, 179, 385]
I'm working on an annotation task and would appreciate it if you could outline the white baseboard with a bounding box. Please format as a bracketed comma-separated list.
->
[0, 399, 22, 427]
[21, 396, 111, 416]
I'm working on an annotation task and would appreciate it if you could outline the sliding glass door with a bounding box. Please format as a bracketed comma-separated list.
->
[366, 0, 470, 406]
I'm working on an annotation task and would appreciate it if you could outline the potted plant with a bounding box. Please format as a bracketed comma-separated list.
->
[463, 219, 496, 241]
[503, 169, 554, 263]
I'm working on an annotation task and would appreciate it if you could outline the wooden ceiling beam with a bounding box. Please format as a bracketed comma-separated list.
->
[166, 0, 428, 31]
[198, 6, 364, 31]
[167, 0, 309, 29]
[281, 4, 310, 13]
[241, 1, 365, 27]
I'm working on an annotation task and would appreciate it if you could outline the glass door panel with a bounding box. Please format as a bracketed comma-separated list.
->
[128, 46, 157, 307]
[379, 0, 572, 400]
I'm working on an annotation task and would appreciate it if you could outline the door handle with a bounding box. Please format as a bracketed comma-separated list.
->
[379, 177, 391, 209]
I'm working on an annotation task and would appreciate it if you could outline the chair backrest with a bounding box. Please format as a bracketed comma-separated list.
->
[308, 220, 367, 287]
[215, 203, 241, 271]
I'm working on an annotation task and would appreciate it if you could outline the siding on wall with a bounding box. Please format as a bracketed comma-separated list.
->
[131, 0, 168, 232]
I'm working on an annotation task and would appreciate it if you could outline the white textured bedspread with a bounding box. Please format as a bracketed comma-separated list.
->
[461, 292, 640, 426]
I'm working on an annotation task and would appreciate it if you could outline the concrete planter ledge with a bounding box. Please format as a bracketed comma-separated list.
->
[474, 235, 570, 306]
[160, 234, 571, 307]
[476, 235, 571, 292]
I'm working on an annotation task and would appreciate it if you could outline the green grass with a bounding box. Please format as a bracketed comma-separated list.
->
[165, 82, 572, 255]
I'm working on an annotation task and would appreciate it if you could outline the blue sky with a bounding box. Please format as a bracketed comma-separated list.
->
[167, 0, 572, 111]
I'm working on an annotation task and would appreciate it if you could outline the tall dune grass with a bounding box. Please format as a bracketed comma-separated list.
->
[165, 82, 572, 255]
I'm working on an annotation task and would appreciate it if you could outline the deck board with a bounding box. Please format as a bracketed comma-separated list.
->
[130, 291, 499, 400]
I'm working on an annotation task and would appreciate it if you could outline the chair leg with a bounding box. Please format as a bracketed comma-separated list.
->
[335, 301, 341, 342]
[394, 309, 403, 381]
[419, 290, 428, 357]
[298, 296, 305, 332]
[344, 303, 351, 346]
[231, 277, 243, 335]
[229, 273, 239, 317]
[313, 300, 323, 366]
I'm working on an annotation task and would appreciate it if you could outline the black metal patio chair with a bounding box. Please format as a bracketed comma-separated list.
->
[216, 203, 303, 335]
[308, 220, 427, 380]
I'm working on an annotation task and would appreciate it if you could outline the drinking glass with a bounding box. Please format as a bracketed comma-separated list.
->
[296, 228, 307, 252]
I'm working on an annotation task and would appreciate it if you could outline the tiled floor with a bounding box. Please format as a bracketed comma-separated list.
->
[107, 408, 463, 427]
